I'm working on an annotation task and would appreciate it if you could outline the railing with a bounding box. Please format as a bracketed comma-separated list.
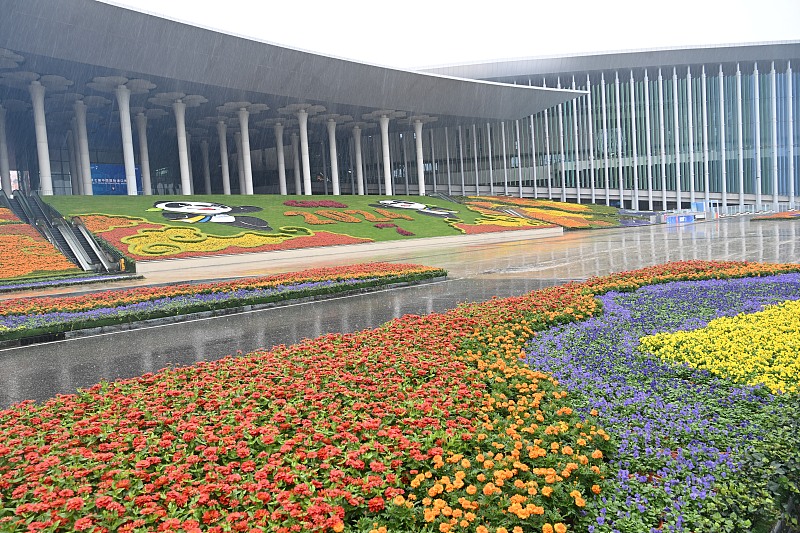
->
[718, 203, 798, 217]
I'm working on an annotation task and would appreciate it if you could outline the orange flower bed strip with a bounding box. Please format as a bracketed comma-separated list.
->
[0, 224, 79, 280]
[0, 207, 21, 225]
[751, 211, 800, 221]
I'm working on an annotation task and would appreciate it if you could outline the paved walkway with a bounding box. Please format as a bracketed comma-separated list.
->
[2, 227, 563, 300]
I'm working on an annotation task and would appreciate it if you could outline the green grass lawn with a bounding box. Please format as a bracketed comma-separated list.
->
[44, 195, 493, 241]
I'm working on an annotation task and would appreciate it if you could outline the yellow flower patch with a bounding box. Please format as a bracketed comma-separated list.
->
[122, 226, 311, 256]
[639, 300, 800, 394]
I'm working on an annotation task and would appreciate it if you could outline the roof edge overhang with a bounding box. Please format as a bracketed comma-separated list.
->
[420, 40, 800, 80]
[1, 0, 583, 121]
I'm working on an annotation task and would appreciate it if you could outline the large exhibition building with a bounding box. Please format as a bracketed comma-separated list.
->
[1, 0, 798, 212]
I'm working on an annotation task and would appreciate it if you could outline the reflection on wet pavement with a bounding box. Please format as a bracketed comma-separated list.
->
[1, 217, 797, 407]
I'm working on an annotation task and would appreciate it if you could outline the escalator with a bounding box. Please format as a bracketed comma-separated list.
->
[4, 193, 31, 224]
[427, 191, 463, 205]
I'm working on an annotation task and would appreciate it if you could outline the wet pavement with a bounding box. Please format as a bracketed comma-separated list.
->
[1, 216, 798, 408]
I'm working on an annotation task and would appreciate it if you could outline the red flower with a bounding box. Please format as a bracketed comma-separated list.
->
[367, 496, 385, 512]
[65, 497, 84, 511]
[74, 517, 93, 531]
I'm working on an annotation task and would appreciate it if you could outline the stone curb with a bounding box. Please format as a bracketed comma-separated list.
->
[0, 276, 447, 349]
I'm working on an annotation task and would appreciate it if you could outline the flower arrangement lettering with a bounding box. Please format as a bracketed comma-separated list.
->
[284, 211, 336, 225]
[374, 223, 414, 236]
[283, 200, 349, 208]
[344, 210, 390, 222]
[316, 210, 362, 223]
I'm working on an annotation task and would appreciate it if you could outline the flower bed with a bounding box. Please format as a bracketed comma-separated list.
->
[0, 207, 22, 225]
[0, 224, 80, 280]
[0, 261, 798, 533]
[640, 298, 800, 394]
[751, 211, 800, 221]
[0, 263, 445, 342]
[464, 197, 622, 229]
[526, 272, 800, 532]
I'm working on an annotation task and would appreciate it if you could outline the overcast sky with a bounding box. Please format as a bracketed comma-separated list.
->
[103, 0, 799, 69]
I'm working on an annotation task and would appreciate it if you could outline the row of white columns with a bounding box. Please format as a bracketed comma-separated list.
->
[8, 79, 443, 199]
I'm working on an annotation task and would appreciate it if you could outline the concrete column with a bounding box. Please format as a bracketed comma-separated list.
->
[430, 129, 437, 193]
[235, 131, 245, 194]
[238, 108, 254, 195]
[472, 124, 479, 195]
[658, 69, 668, 209]
[736, 64, 745, 208]
[115, 85, 138, 195]
[515, 120, 523, 198]
[413, 119, 425, 195]
[201, 139, 211, 194]
[379, 115, 392, 195]
[557, 78, 567, 202]
[320, 138, 329, 194]
[291, 132, 302, 194]
[672, 68, 682, 208]
[444, 126, 452, 195]
[629, 72, 639, 209]
[353, 126, 364, 195]
[544, 106, 554, 199]
[66, 130, 80, 195]
[134, 113, 152, 195]
[754, 63, 762, 209]
[186, 133, 194, 194]
[701, 66, 711, 206]
[643, 70, 654, 210]
[457, 125, 466, 195]
[173, 100, 192, 195]
[216, 120, 231, 195]
[572, 77, 581, 203]
[486, 122, 494, 196]
[686, 68, 696, 205]
[614, 72, 624, 208]
[788, 62, 795, 209]
[586, 75, 597, 204]
[296, 110, 312, 195]
[0, 106, 11, 194]
[74, 100, 93, 195]
[719, 66, 728, 208]
[770, 62, 779, 209]
[326, 119, 340, 195]
[274, 122, 287, 195]
[401, 134, 409, 194]
[600, 73, 610, 205]
[501, 121, 509, 195]
[29, 81, 53, 195]
[70, 119, 83, 191]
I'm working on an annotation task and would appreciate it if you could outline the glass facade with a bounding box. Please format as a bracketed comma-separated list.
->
[419, 61, 798, 211]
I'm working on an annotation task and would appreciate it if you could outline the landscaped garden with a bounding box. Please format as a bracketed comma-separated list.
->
[42, 195, 563, 261]
[1, 260, 798, 532]
[0, 263, 445, 342]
